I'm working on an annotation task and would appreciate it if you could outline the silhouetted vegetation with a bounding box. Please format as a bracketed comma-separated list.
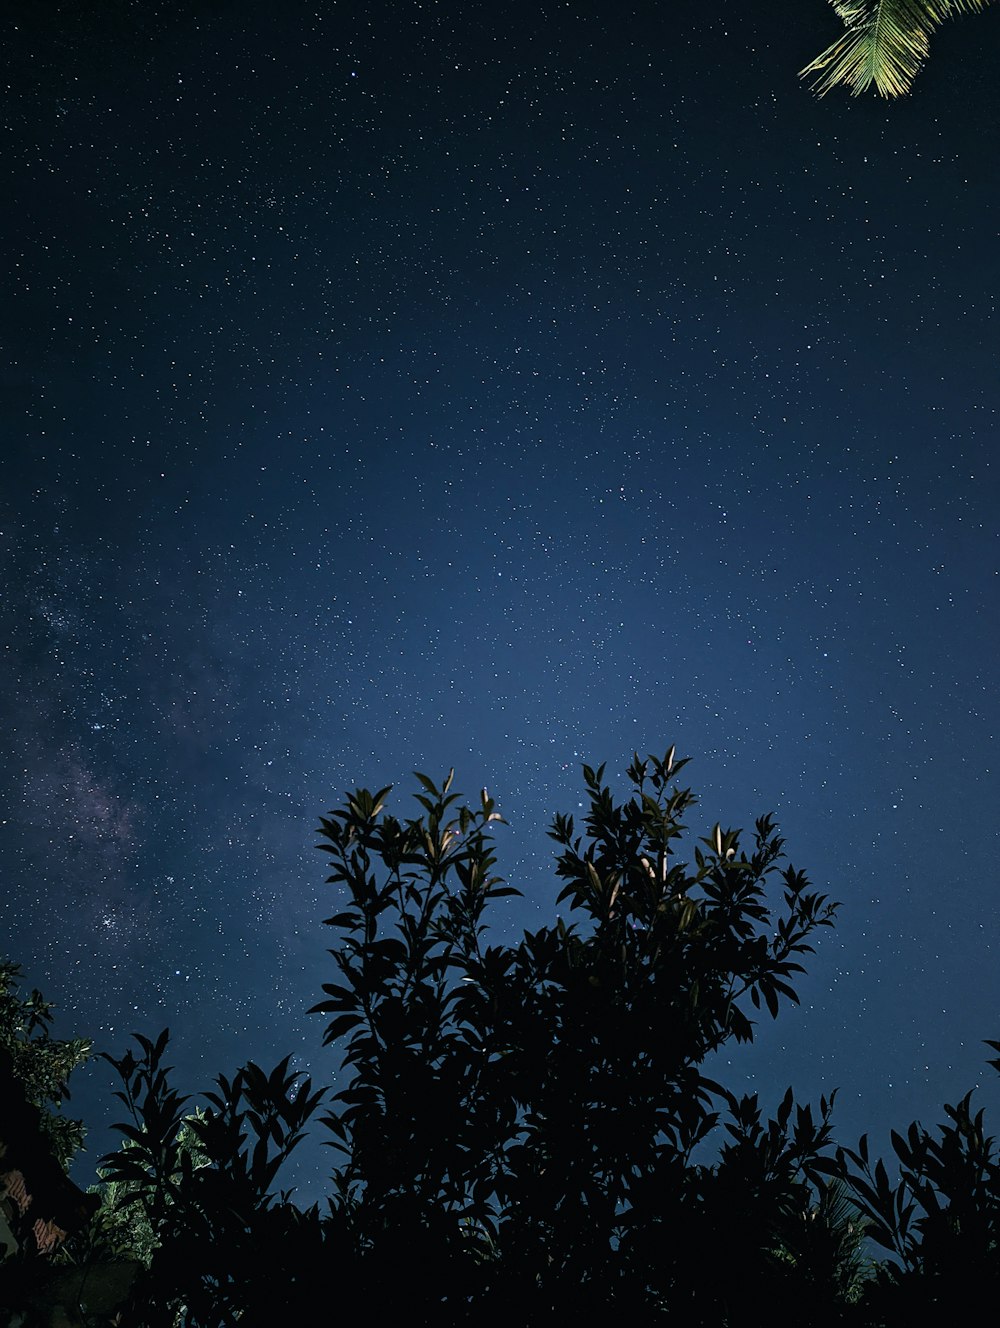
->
[3, 750, 1000, 1324]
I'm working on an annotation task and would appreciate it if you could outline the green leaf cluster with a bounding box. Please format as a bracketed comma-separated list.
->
[802, 0, 997, 98]
[0, 959, 91, 1170]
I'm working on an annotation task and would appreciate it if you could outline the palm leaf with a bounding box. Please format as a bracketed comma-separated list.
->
[801, 0, 996, 98]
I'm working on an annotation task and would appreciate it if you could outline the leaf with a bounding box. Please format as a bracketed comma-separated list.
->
[800, 0, 996, 99]
[777, 1087, 794, 1132]
[322, 912, 358, 929]
[890, 1127, 913, 1167]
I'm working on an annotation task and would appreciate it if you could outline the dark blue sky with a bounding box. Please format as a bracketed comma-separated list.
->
[3, 0, 999, 1196]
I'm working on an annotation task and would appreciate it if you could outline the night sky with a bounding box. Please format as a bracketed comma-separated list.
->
[3, 0, 999, 1200]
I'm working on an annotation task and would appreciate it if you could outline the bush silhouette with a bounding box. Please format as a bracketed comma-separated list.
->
[10, 750, 1000, 1324]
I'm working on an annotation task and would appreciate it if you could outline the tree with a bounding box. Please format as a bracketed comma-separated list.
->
[16, 747, 1000, 1324]
[306, 752, 848, 1323]
[802, 0, 997, 98]
[0, 959, 92, 1172]
[0, 962, 103, 1322]
[29, 743, 1000, 1322]
[47, 746, 1000, 1322]
[77, 749, 854, 1325]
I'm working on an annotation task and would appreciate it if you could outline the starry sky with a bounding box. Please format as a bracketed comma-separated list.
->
[3, 0, 999, 1199]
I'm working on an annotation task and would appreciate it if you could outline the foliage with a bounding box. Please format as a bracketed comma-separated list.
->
[306, 753, 847, 1322]
[94, 1031, 327, 1327]
[0, 959, 91, 1170]
[834, 1070, 1000, 1318]
[802, 0, 997, 98]
[78, 1115, 211, 1271]
[15, 747, 1000, 1325]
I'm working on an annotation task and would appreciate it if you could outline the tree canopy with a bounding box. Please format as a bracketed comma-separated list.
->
[4, 749, 1000, 1325]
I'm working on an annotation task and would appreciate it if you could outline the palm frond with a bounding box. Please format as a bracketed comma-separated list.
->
[801, 0, 997, 98]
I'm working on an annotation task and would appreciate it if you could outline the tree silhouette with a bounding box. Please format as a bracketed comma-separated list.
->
[307, 752, 846, 1323]
[17, 747, 1000, 1325]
